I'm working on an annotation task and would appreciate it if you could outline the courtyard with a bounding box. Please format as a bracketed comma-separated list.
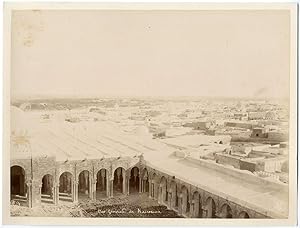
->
[11, 193, 181, 218]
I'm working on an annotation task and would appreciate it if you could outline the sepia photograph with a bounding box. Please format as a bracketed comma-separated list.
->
[2, 2, 298, 226]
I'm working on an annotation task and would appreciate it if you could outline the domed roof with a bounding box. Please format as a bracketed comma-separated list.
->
[265, 111, 277, 119]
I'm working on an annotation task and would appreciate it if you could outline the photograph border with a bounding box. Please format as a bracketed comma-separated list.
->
[2, 2, 298, 226]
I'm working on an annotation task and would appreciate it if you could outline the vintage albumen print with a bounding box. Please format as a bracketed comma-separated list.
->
[3, 3, 297, 226]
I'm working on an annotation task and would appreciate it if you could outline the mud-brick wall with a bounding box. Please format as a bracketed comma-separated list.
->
[239, 160, 256, 172]
[32, 156, 57, 181]
[267, 132, 288, 141]
[215, 154, 240, 169]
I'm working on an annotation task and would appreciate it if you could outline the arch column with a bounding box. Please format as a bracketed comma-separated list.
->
[106, 175, 110, 197]
[193, 198, 200, 218]
[54, 183, 59, 205]
[139, 177, 142, 193]
[70, 179, 74, 202]
[30, 179, 41, 207]
[168, 191, 172, 209]
[127, 178, 130, 195]
[109, 178, 114, 198]
[147, 178, 151, 194]
[74, 181, 78, 203]
[26, 181, 32, 208]
[125, 170, 129, 195]
[88, 175, 92, 199]
[148, 178, 152, 198]
[231, 207, 239, 218]
[182, 196, 187, 216]
[189, 199, 194, 218]
[191, 199, 195, 217]
[155, 183, 159, 200]
[141, 179, 144, 192]
[92, 178, 97, 200]
[201, 205, 208, 218]
[158, 185, 163, 203]
[178, 194, 183, 216]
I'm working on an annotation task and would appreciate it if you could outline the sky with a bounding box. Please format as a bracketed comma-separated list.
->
[11, 10, 290, 99]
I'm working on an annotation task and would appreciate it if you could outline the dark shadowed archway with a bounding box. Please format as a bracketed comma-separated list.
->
[205, 197, 216, 218]
[113, 167, 125, 195]
[59, 172, 73, 202]
[11, 166, 26, 196]
[239, 211, 250, 218]
[78, 170, 90, 201]
[159, 176, 167, 204]
[192, 191, 202, 218]
[129, 167, 140, 194]
[150, 173, 159, 199]
[220, 203, 233, 218]
[181, 185, 190, 215]
[96, 169, 107, 199]
[141, 168, 149, 193]
[41, 174, 54, 203]
[11, 166, 27, 204]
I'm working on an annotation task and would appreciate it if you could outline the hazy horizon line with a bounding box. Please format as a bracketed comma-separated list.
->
[11, 93, 289, 101]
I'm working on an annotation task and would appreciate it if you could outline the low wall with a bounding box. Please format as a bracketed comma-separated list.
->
[185, 156, 288, 193]
[215, 154, 240, 169]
